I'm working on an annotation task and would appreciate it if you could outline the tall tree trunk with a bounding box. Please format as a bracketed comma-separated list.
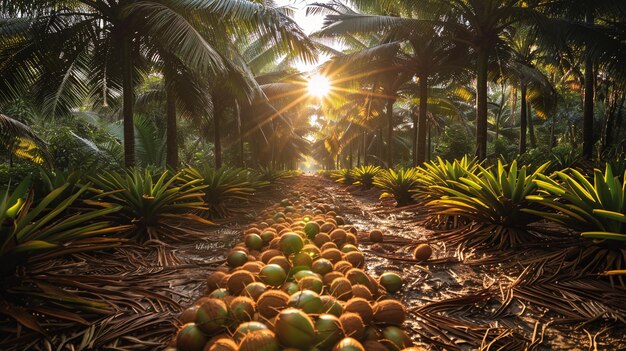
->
[348, 140, 353, 168]
[528, 101, 537, 149]
[122, 38, 135, 167]
[357, 133, 362, 166]
[416, 75, 428, 165]
[386, 98, 394, 167]
[164, 66, 178, 169]
[214, 105, 222, 168]
[476, 49, 489, 160]
[378, 127, 384, 166]
[549, 115, 556, 150]
[362, 130, 367, 165]
[582, 11, 595, 159]
[519, 83, 527, 154]
[235, 102, 244, 167]
[412, 111, 418, 167]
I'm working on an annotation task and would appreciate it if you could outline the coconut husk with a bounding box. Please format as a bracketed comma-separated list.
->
[323, 271, 344, 286]
[344, 298, 374, 324]
[369, 230, 383, 243]
[352, 284, 373, 300]
[257, 290, 290, 318]
[330, 229, 348, 245]
[334, 261, 354, 274]
[241, 261, 264, 274]
[345, 251, 365, 268]
[178, 305, 198, 324]
[205, 337, 238, 351]
[339, 312, 365, 340]
[260, 249, 282, 263]
[373, 300, 405, 326]
[268, 256, 291, 272]
[227, 271, 255, 295]
[321, 248, 343, 264]
[238, 330, 278, 351]
[330, 278, 353, 301]
[362, 341, 388, 351]
[207, 271, 228, 291]
[229, 296, 256, 322]
[345, 233, 357, 245]
[412, 243, 432, 261]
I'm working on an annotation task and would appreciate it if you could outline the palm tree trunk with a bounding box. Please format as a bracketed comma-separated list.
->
[417, 75, 428, 165]
[528, 101, 537, 149]
[520, 83, 527, 154]
[476, 49, 489, 160]
[235, 102, 244, 167]
[214, 106, 222, 168]
[386, 98, 394, 167]
[582, 10, 595, 159]
[378, 127, 384, 166]
[164, 67, 178, 169]
[122, 38, 135, 167]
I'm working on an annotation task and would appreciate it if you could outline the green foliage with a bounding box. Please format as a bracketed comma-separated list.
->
[352, 165, 382, 189]
[434, 124, 473, 161]
[184, 166, 264, 218]
[332, 168, 356, 185]
[89, 169, 211, 240]
[414, 156, 480, 203]
[373, 168, 420, 206]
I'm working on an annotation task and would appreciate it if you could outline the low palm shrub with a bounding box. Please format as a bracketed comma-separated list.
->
[184, 166, 262, 218]
[332, 168, 356, 185]
[527, 164, 626, 273]
[373, 168, 420, 206]
[352, 165, 382, 189]
[89, 169, 211, 240]
[428, 161, 549, 249]
[414, 156, 480, 202]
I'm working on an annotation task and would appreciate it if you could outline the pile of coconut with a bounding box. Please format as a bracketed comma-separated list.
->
[168, 196, 423, 351]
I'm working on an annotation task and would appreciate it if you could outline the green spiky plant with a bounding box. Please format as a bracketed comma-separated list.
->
[89, 168, 211, 240]
[184, 166, 263, 218]
[526, 164, 626, 274]
[332, 168, 356, 185]
[428, 160, 550, 249]
[352, 165, 382, 189]
[373, 168, 421, 206]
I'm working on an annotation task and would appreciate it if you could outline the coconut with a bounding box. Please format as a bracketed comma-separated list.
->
[238, 330, 279, 351]
[330, 277, 353, 301]
[345, 234, 357, 246]
[259, 264, 287, 287]
[243, 282, 266, 301]
[229, 296, 256, 322]
[196, 299, 228, 334]
[267, 256, 291, 272]
[233, 321, 269, 342]
[345, 251, 365, 268]
[207, 271, 228, 291]
[280, 232, 304, 255]
[332, 338, 365, 351]
[339, 313, 366, 340]
[227, 271, 255, 295]
[315, 314, 344, 350]
[176, 323, 209, 351]
[206, 337, 238, 351]
[379, 272, 403, 294]
[312, 258, 334, 276]
[323, 271, 344, 286]
[329, 229, 348, 246]
[261, 231, 276, 244]
[363, 326, 382, 341]
[298, 276, 324, 294]
[381, 326, 411, 350]
[335, 216, 346, 225]
[314, 233, 332, 247]
[341, 244, 359, 253]
[362, 341, 387, 351]
[320, 295, 343, 317]
[208, 288, 230, 300]
[245, 227, 262, 234]
[288, 290, 323, 314]
[241, 261, 264, 274]
[373, 300, 405, 326]
[334, 260, 354, 274]
[274, 308, 316, 349]
[268, 237, 280, 250]
[227, 250, 248, 268]
[257, 290, 290, 318]
[179, 305, 199, 324]
[369, 230, 384, 243]
[352, 284, 373, 300]
[412, 244, 432, 261]
[292, 269, 318, 281]
[260, 249, 282, 264]
[321, 248, 343, 264]
[245, 234, 264, 251]
[282, 281, 299, 295]
[320, 242, 339, 251]
[304, 221, 321, 239]
[344, 298, 374, 324]
[345, 269, 370, 286]
[273, 212, 286, 221]
[233, 244, 249, 253]
[367, 275, 382, 298]
[292, 252, 313, 267]
[302, 244, 322, 258]
[320, 222, 336, 233]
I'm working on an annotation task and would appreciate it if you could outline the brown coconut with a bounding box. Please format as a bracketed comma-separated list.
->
[369, 230, 384, 243]
[268, 237, 280, 250]
[205, 337, 238, 351]
[330, 277, 353, 301]
[241, 261, 264, 274]
[339, 312, 366, 340]
[227, 271, 255, 295]
[257, 290, 290, 319]
[373, 300, 406, 326]
[334, 260, 354, 274]
[330, 229, 348, 245]
[260, 249, 282, 263]
[321, 241, 339, 251]
[268, 256, 291, 273]
[345, 251, 365, 268]
[238, 330, 278, 351]
[323, 271, 344, 286]
[363, 341, 388, 351]
[352, 284, 373, 300]
[179, 305, 199, 324]
[314, 233, 331, 247]
[229, 296, 256, 322]
[321, 248, 343, 264]
[344, 298, 374, 324]
[345, 233, 358, 245]
[412, 244, 432, 262]
[320, 222, 336, 233]
[207, 271, 228, 291]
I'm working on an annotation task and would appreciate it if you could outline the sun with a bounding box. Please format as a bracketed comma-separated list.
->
[308, 74, 331, 98]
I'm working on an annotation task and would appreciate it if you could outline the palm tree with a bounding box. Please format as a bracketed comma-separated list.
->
[0, 113, 48, 166]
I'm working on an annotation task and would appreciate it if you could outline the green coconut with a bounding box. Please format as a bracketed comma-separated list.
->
[297, 276, 324, 294]
[257, 290, 290, 319]
[245, 234, 264, 251]
[206, 337, 238, 351]
[282, 281, 299, 295]
[195, 299, 228, 334]
[311, 258, 334, 276]
[319, 295, 343, 317]
[229, 296, 256, 322]
[273, 212, 286, 221]
[227, 250, 248, 268]
[274, 308, 316, 349]
[315, 314, 344, 350]
[259, 264, 287, 287]
[379, 272, 403, 294]
[208, 288, 230, 300]
[340, 244, 359, 253]
[332, 337, 365, 351]
[233, 321, 269, 342]
[288, 290, 323, 314]
[381, 326, 411, 350]
[280, 232, 304, 255]
[239, 329, 280, 351]
[243, 282, 267, 301]
[261, 231, 276, 244]
[293, 269, 318, 281]
[292, 252, 313, 267]
[176, 323, 209, 351]
[304, 221, 321, 239]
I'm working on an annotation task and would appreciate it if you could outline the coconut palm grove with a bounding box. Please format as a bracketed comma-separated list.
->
[1, 0, 626, 350]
